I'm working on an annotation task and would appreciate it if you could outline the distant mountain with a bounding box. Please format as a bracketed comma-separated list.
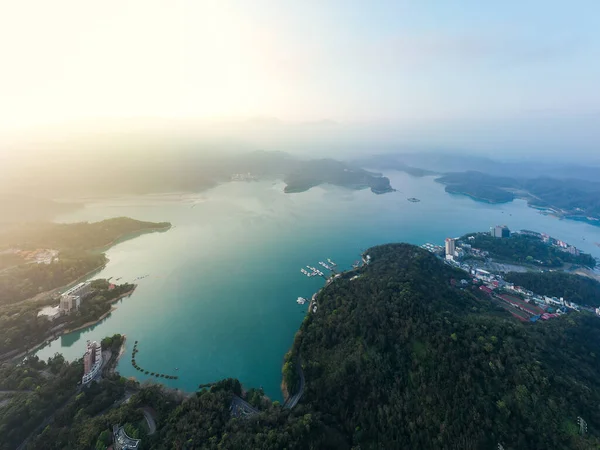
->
[358, 152, 600, 181]
[283, 158, 394, 194]
[0, 194, 81, 226]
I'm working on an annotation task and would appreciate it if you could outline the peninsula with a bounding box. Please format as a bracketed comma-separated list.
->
[4, 243, 600, 449]
[283, 158, 395, 194]
[0, 218, 170, 360]
[436, 171, 600, 222]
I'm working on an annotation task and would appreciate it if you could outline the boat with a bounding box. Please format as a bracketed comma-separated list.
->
[327, 258, 337, 266]
[297, 297, 307, 305]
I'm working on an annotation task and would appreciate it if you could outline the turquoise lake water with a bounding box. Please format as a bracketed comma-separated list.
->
[35, 171, 600, 400]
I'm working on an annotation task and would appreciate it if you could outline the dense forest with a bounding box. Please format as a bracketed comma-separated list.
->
[4, 244, 600, 449]
[463, 232, 596, 268]
[4, 358, 330, 450]
[0, 336, 135, 450]
[290, 244, 600, 449]
[504, 271, 600, 307]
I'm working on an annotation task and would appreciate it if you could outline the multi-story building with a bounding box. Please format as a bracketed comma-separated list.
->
[63, 282, 91, 299]
[59, 282, 91, 314]
[82, 340, 103, 384]
[59, 295, 80, 313]
[490, 225, 511, 238]
[445, 238, 456, 260]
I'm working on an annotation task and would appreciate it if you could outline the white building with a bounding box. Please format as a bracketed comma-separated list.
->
[63, 282, 91, 299]
[490, 225, 511, 238]
[82, 340, 103, 384]
[59, 295, 81, 314]
[59, 282, 91, 314]
[544, 295, 564, 306]
[445, 238, 456, 260]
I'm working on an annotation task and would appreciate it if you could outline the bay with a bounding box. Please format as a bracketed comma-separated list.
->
[35, 171, 600, 400]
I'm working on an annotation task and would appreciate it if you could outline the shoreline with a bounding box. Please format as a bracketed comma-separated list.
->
[4, 224, 170, 309]
[443, 185, 600, 226]
[61, 286, 137, 334]
[10, 286, 137, 362]
[89, 224, 172, 254]
[108, 334, 127, 376]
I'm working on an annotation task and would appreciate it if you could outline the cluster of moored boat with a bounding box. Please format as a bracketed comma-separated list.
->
[300, 258, 337, 278]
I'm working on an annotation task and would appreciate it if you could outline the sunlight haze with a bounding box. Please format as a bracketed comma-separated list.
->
[1, 0, 599, 141]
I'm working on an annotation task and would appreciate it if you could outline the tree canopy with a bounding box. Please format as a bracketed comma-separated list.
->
[4, 244, 600, 449]
[504, 271, 600, 307]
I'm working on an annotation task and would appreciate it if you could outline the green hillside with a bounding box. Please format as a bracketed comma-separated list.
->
[4, 244, 600, 450]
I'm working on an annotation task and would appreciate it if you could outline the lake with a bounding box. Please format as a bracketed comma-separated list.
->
[35, 171, 600, 400]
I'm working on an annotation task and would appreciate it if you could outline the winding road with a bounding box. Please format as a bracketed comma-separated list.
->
[283, 359, 305, 409]
[230, 395, 260, 418]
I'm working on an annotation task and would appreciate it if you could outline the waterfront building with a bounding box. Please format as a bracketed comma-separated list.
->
[490, 225, 511, 238]
[82, 340, 103, 384]
[59, 294, 80, 314]
[59, 282, 91, 314]
[113, 424, 141, 450]
[445, 238, 456, 260]
[63, 281, 92, 299]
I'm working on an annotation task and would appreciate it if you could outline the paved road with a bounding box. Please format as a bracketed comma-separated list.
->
[141, 407, 157, 435]
[230, 395, 259, 418]
[284, 360, 305, 409]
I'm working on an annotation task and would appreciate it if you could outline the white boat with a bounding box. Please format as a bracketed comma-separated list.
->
[297, 297, 307, 305]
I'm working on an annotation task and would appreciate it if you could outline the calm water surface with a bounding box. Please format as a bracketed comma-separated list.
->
[35, 172, 600, 400]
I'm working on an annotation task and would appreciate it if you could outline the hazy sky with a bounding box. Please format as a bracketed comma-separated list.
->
[1, 1, 599, 157]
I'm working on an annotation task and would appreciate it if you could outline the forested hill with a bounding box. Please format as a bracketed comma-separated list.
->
[504, 271, 600, 307]
[290, 244, 600, 449]
[0, 217, 171, 251]
[7, 244, 600, 449]
[0, 218, 170, 307]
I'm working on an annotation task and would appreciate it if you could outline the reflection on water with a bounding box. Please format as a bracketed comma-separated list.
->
[35, 172, 600, 400]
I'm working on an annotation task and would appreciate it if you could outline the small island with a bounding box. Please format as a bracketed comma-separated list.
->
[283, 158, 395, 194]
